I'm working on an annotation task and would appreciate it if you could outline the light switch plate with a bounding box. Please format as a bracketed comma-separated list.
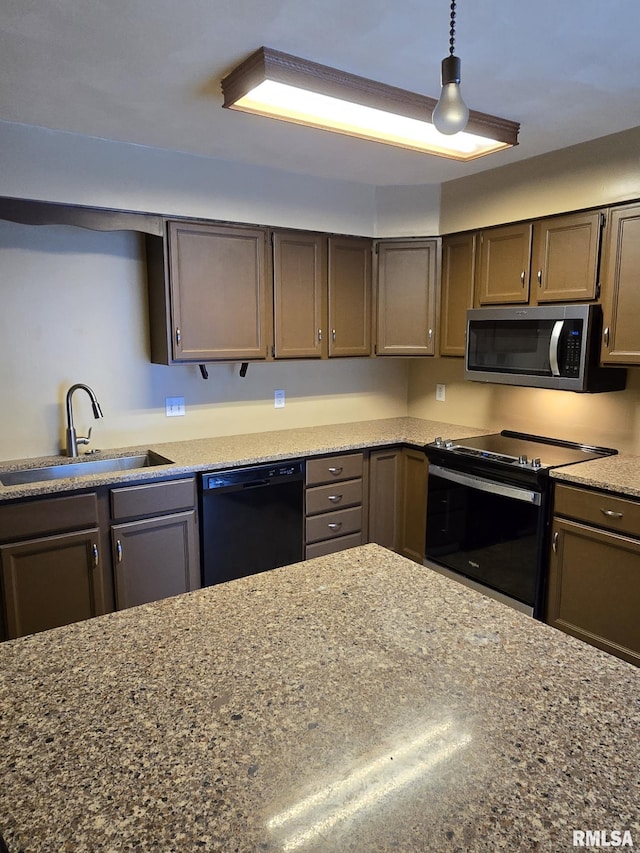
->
[274, 389, 285, 409]
[436, 384, 446, 402]
[166, 396, 185, 417]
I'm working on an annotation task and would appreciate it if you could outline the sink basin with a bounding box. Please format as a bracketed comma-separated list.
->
[0, 451, 174, 486]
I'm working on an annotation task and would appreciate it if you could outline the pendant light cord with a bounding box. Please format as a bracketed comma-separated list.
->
[448, 0, 457, 57]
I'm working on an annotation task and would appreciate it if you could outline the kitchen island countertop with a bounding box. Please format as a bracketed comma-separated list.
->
[1, 543, 638, 852]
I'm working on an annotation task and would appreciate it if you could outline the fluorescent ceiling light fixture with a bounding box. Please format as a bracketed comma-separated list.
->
[221, 48, 519, 161]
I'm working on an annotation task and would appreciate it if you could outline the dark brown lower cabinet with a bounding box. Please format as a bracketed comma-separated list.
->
[110, 478, 200, 610]
[111, 511, 199, 610]
[368, 447, 428, 563]
[547, 484, 640, 667]
[1, 528, 103, 639]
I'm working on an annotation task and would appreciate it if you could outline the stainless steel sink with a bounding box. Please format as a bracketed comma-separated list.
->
[0, 451, 174, 486]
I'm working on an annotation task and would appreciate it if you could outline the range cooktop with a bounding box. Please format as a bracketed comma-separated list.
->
[426, 430, 617, 473]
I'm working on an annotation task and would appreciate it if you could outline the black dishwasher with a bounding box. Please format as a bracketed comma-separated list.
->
[200, 460, 304, 586]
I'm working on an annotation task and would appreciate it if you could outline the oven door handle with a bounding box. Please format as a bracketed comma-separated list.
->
[429, 464, 542, 506]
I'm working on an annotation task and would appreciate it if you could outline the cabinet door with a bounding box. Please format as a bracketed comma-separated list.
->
[376, 240, 438, 356]
[328, 236, 372, 357]
[168, 221, 268, 361]
[0, 528, 102, 639]
[531, 211, 602, 303]
[273, 231, 326, 358]
[439, 232, 476, 356]
[547, 517, 640, 666]
[367, 448, 401, 550]
[476, 223, 532, 305]
[600, 203, 640, 364]
[112, 510, 199, 610]
[400, 448, 428, 563]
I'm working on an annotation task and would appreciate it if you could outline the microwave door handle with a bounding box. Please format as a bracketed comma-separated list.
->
[549, 320, 564, 376]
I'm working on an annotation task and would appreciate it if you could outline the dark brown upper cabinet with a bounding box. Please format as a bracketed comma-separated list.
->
[272, 231, 372, 359]
[148, 220, 270, 364]
[475, 211, 603, 308]
[530, 211, 603, 304]
[475, 222, 533, 306]
[375, 239, 438, 356]
[439, 232, 476, 357]
[599, 203, 640, 365]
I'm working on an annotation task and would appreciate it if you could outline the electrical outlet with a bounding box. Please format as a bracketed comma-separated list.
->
[274, 389, 285, 409]
[166, 396, 185, 417]
[436, 384, 446, 402]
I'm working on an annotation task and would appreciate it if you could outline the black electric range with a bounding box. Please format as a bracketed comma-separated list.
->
[424, 430, 617, 617]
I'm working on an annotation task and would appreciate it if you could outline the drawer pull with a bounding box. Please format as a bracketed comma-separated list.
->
[601, 508, 623, 519]
[328, 466, 343, 475]
[327, 494, 343, 503]
[327, 522, 343, 531]
[116, 539, 123, 563]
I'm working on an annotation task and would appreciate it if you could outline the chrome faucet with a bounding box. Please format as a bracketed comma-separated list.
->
[65, 383, 103, 457]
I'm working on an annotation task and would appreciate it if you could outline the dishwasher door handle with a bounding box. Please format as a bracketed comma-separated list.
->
[241, 479, 270, 490]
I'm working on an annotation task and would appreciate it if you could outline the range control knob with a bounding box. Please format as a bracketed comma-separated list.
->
[444, 440, 454, 449]
[518, 454, 528, 466]
[531, 457, 542, 469]
[434, 436, 444, 447]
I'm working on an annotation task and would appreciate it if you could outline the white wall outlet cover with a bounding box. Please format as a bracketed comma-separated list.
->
[436, 384, 446, 402]
[166, 396, 185, 417]
[274, 389, 285, 409]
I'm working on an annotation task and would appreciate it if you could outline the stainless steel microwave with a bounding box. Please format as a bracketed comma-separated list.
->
[464, 304, 627, 392]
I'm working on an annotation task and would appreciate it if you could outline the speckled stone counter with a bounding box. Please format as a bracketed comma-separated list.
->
[552, 452, 640, 499]
[1, 544, 638, 852]
[0, 416, 485, 501]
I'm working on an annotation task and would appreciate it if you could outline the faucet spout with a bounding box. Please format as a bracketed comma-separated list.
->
[65, 384, 104, 457]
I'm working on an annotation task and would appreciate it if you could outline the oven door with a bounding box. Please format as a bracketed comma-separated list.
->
[425, 464, 545, 612]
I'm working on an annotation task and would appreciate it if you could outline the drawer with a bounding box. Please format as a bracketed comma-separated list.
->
[554, 483, 640, 538]
[305, 506, 362, 544]
[306, 453, 364, 486]
[305, 478, 362, 516]
[0, 493, 98, 542]
[305, 532, 364, 560]
[111, 478, 196, 520]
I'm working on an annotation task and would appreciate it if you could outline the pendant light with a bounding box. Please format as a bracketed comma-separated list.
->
[432, 0, 469, 135]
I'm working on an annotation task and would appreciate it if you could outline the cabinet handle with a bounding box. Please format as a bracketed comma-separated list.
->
[600, 508, 623, 519]
[328, 494, 343, 503]
[552, 531, 559, 553]
[317, 328, 323, 342]
[603, 327, 610, 347]
[92, 544, 99, 567]
[328, 466, 343, 475]
[116, 539, 123, 562]
[175, 327, 182, 346]
[328, 522, 343, 531]
[332, 328, 336, 342]
[520, 271, 526, 286]
[537, 269, 543, 286]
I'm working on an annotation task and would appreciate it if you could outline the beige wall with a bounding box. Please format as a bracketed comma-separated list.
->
[0, 221, 408, 461]
[407, 358, 640, 456]
[440, 126, 640, 233]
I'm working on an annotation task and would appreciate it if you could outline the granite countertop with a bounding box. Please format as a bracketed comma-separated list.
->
[1, 415, 638, 503]
[551, 452, 640, 499]
[0, 417, 485, 502]
[1, 544, 638, 852]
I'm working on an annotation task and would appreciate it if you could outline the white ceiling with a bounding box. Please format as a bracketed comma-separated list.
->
[1, 0, 639, 187]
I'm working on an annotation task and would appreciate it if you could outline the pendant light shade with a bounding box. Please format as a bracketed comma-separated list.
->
[433, 55, 469, 135]
[432, 1, 470, 135]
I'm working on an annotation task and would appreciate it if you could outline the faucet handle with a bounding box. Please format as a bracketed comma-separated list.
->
[76, 427, 93, 447]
